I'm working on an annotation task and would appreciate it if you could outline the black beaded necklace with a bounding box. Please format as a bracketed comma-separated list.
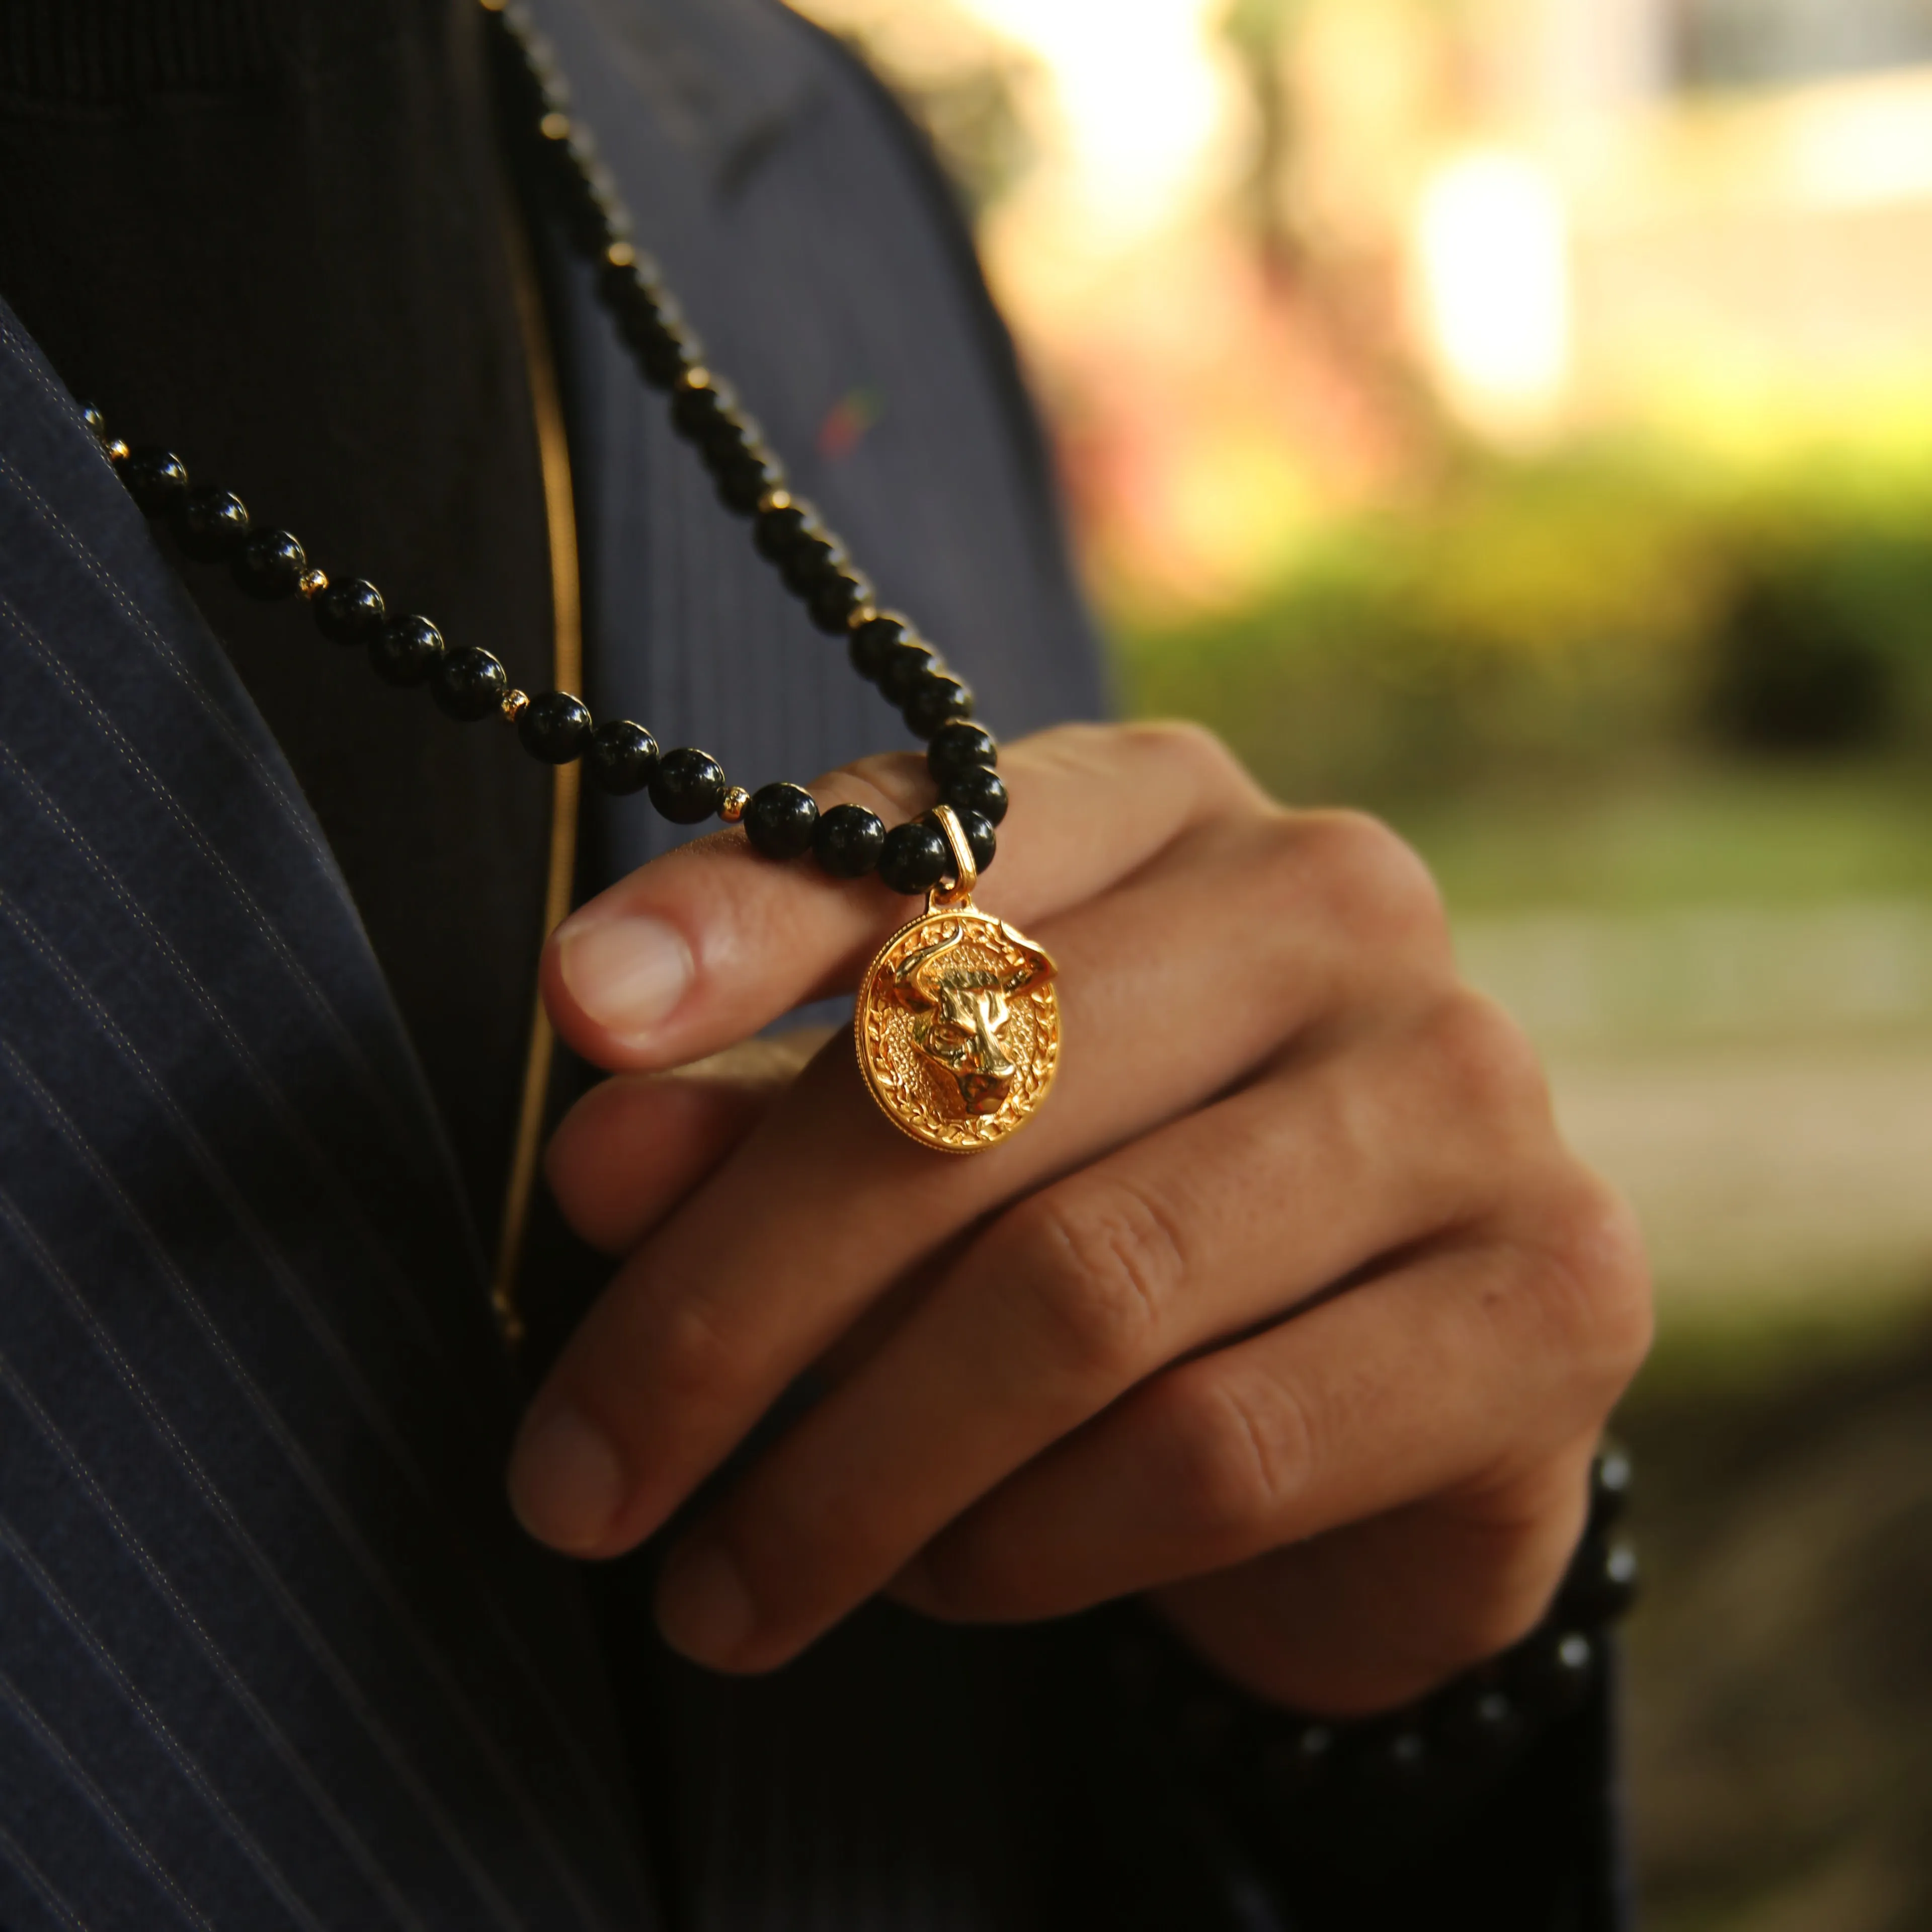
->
[83, 0, 1068, 1162]
[84, 0, 1004, 900]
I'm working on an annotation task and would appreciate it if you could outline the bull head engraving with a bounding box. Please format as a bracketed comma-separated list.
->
[892, 922, 1056, 1114]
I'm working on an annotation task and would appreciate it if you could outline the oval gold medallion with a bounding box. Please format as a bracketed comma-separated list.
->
[855, 898, 1061, 1152]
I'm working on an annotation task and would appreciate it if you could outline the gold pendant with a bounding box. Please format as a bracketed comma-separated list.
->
[855, 807, 1061, 1152]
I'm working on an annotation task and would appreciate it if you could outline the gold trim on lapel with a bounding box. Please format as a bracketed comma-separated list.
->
[490, 206, 584, 1352]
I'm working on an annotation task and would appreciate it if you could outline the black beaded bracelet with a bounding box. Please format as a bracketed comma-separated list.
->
[1112, 1449, 1638, 1824]
[78, 0, 1012, 901]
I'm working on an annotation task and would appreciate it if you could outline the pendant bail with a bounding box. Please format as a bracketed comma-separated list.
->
[928, 803, 977, 910]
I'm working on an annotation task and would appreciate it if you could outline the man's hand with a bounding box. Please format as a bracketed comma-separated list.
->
[509, 723, 1652, 1715]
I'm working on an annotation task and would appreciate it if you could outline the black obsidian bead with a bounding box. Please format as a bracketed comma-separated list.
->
[231, 528, 307, 599]
[518, 689, 595, 763]
[629, 313, 699, 388]
[711, 444, 785, 517]
[586, 719, 659, 796]
[576, 194, 629, 264]
[369, 614, 446, 687]
[753, 499, 815, 564]
[432, 646, 509, 721]
[670, 376, 735, 444]
[624, 301, 699, 388]
[1512, 1631, 1596, 1718]
[698, 414, 756, 467]
[1590, 1448, 1633, 1531]
[598, 257, 659, 326]
[953, 808, 997, 872]
[1558, 1539, 1640, 1626]
[555, 147, 621, 253]
[812, 801, 887, 878]
[943, 765, 1008, 826]
[690, 412, 750, 466]
[744, 782, 820, 860]
[928, 720, 998, 784]
[174, 487, 251, 561]
[1260, 1725, 1334, 1803]
[650, 746, 727, 823]
[808, 568, 871, 635]
[1354, 1727, 1431, 1794]
[314, 577, 386, 646]
[1438, 1685, 1525, 1761]
[877, 818, 950, 895]
[780, 532, 844, 598]
[903, 673, 973, 738]
[849, 613, 911, 682]
[121, 447, 191, 517]
[875, 640, 936, 705]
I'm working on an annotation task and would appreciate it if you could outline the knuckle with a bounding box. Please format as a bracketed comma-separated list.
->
[1146, 1368, 1315, 1548]
[1526, 1173, 1656, 1399]
[1298, 810, 1449, 952]
[647, 1293, 742, 1411]
[1418, 992, 1552, 1137]
[1122, 719, 1257, 801]
[1003, 1180, 1188, 1383]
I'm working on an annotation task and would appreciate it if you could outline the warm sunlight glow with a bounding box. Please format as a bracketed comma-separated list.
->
[1415, 151, 1573, 435]
[951, 0, 1234, 239]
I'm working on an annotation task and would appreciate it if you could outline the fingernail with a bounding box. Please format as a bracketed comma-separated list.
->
[657, 1540, 757, 1664]
[508, 1403, 628, 1553]
[556, 910, 695, 1044]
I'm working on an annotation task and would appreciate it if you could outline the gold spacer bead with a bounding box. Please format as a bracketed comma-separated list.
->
[502, 690, 531, 724]
[105, 438, 130, 464]
[681, 366, 710, 391]
[477, 0, 506, 11]
[847, 603, 879, 631]
[296, 568, 329, 600]
[759, 487, 793, 515]
[605, 239, 635, 269]
[539, 110, 571, 141]
[719, 786, 751, 824]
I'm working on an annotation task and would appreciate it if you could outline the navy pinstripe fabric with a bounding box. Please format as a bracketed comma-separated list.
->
[0, 308, 656, 1928]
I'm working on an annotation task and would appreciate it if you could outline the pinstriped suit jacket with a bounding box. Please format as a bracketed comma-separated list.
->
[0, 0, 1119, 1922]
[0, 2, 1617, 1927]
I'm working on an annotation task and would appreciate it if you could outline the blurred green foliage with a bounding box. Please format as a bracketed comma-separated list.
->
[1405, 762, 1932, 913]
[1114, 438, 1932, 812]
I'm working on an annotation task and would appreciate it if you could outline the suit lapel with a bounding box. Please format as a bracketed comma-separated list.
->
[0, 298, 659, 1930]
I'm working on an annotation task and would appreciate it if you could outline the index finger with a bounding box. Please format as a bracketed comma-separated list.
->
[540, 721, 1262, 1073]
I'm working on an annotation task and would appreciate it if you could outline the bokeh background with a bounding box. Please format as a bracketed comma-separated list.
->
[789, 1, 1932, 1923]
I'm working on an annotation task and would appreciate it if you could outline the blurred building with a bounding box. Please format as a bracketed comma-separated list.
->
[1418, 0, 1932, 436]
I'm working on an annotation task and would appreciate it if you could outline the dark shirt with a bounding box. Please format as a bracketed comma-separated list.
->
[0, 0, 556, 1236]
